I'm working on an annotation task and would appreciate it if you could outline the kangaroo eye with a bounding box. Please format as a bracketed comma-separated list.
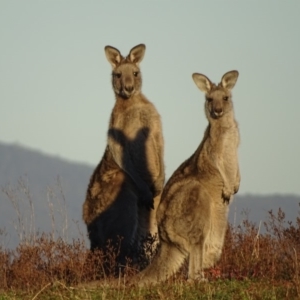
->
[206, 97, 213, 102]
[223, 96, 228, 101]
[114, 73, 121, 78]
[133, 72, 139, 77]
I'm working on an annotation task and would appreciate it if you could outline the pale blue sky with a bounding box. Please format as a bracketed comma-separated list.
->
[1, 1, 299, 195]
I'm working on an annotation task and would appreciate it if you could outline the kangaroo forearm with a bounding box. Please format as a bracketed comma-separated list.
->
[109, 145, 149, 193]
[234, 167, 241, 194]
[216, 164, 235, 201]
[123, 161, 151, 193]
[151, 176, 164, 197]
[216, 163, 229, 189]
[147, 154, 164, 196]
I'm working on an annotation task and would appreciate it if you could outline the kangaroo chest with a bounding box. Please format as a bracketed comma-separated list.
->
[212, 128, 239, 175]
[111, 106, 144, 140]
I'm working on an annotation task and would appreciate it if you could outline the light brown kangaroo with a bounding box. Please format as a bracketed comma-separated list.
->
[133, 70, 240, 285]
[82, 44, 165, 267]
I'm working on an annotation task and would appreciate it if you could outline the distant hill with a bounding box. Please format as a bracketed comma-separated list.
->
[228, 194, 300, 230]
[0, 142, 299, 248]
[0, 142, 94, 248]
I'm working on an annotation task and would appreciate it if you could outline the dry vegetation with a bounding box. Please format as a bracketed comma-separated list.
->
[1, 182, 300, 299]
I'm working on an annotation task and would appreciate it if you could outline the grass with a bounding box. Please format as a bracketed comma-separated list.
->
[0, 279, 298, 299]
[1, 180, 300, 299]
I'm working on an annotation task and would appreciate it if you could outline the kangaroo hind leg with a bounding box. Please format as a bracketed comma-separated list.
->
[188, 240, 207, 282]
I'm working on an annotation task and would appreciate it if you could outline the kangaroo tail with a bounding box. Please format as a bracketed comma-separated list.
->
[131, 241, 186, 286]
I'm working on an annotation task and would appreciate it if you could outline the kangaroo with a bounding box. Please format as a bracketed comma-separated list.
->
[133, 70, 240, 285]
[82, 44, 165, 267]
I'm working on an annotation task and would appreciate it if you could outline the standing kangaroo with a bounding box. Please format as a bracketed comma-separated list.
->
[134, 70, 240, 285]
[82, 44, 165, 266]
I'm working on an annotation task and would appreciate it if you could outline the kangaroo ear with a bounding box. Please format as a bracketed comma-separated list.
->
[129, 44, 146, 65]
[192, 73, 212, 93]
[221, 70, 239, 90]
[105, 46, 122, 68]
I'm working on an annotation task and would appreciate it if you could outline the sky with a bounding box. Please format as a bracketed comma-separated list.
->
[0, 1, 299, 196]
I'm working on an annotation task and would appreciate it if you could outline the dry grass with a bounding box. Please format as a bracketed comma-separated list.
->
[1, 181, 300, 299]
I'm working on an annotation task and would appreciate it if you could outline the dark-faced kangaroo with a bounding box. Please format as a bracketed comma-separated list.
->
[133, 70, 240, 285]
[83, 44, 165, 267]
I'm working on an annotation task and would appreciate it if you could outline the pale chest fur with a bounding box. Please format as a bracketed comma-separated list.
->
[110, 103, 155, 139]
[217, 127, 239, 173]
[201, 123, 240, 182]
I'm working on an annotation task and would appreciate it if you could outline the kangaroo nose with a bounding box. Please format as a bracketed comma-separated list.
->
[125, 85, 133, 93]
[214, 107, 223, 114]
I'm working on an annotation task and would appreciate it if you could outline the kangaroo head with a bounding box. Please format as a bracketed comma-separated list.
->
[192, 70, 239, 120]
[105, 44, 146, 99]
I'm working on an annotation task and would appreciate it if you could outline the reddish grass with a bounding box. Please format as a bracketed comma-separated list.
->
[0, 182, 299, 294]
